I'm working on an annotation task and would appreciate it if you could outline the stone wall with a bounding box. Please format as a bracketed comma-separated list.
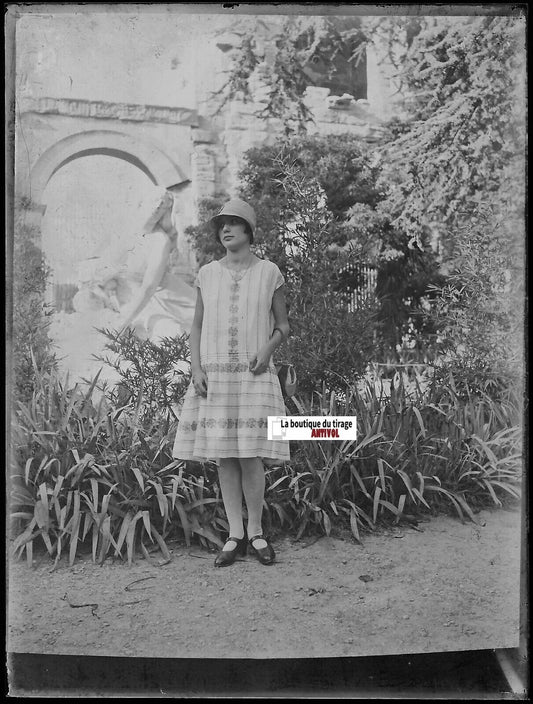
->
[192, 84, 389, 202]
[12, 10, 404, 383]
[183, 24, 398, 200]
[15, 12, 402, 220]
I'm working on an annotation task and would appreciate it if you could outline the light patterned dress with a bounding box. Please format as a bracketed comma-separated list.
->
[173, 258, 290, 463]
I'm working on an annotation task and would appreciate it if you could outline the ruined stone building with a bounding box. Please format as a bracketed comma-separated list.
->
[13, 11, 401, 378]
[15, 12, 400, 255]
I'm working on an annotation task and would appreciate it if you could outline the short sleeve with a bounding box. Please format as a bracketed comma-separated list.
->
[273, 264, 285, 291]
[194, 265, 205, 291]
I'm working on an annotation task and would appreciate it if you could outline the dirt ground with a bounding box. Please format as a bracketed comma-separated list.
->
[7, 505, 523, 661]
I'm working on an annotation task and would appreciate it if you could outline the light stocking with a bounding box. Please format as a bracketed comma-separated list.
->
[240, 457, 267, 549]
[218, 458, 245, 550]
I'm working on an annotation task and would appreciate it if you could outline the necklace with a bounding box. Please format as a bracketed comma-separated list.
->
[224, 255, 254, 283]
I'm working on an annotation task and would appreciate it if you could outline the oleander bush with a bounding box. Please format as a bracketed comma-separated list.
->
[94, 327, 192, 424]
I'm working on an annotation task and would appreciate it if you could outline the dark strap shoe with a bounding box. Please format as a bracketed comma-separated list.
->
[248, 534, 275, 565]
[214, 536, 247, 568]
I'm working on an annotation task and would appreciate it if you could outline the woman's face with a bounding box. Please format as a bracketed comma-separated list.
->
[219, 216, 250, 250]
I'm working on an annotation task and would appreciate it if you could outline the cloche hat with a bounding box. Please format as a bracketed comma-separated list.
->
[210, 198, 256, 243]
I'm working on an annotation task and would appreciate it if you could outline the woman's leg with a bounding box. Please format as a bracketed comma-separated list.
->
[240, 457, 267, 549]
[218, 458, 245, 550]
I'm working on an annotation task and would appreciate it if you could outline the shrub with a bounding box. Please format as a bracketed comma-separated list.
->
[372, 222, 446, 360]
[10, 199, 57, 403]
[263, 372, 522, 540]
[364, 16, 525, 254]
[10, 362, 521, 564]
[9, 366, 225, 567]
[94, 327, 192, 424]
[238, 135, 447, 369]
[425, 200, 524, 401]
[239, 144, 379, 396]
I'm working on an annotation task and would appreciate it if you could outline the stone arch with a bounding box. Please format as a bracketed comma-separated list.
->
[31, 130, 188, 207]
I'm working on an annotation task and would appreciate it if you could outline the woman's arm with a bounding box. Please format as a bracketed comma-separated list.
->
[270, 285, 290, 342]
[120, 231, 173, 330]
[249, 285, 290, 374]
[189, 290, 208, 396]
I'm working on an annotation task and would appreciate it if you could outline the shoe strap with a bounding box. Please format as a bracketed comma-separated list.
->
[226, 536, 243, 543]
[249, 534, 265, 544]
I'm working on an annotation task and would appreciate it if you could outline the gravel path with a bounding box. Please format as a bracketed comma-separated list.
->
[7, 505, 523, 662]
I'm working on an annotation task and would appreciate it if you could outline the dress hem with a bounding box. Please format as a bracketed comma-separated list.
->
[173, 454, 290, 463]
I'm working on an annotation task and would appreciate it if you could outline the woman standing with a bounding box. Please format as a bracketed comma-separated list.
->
[173, 198, 290, 567]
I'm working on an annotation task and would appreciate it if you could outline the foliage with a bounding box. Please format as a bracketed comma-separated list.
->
[237, 134, 446, 369]
[9, 365, 225, 567]
[372, 221, 446, 359]
[239, 144, 378, 397]
[363, 15, 526, 390]
[263, 372, 521, 541]
[371, 14, 526, 252]
[184, 195, 227, 268]
[239, 133, 384, 225]
[423, 200, 524, 399]
[10, 362, 521, 564]
[215, 35, 260, 106]
[213, 16, 368, 133]
[94, 327, 191, 424]
[9, 16, 525, 564]
[11, 198, 57, 403]
[219, 14, 525, 320]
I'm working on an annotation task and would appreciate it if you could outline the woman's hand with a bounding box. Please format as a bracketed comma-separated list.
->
[192, 367, 208, 397]
[249, 349, 271, 375]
